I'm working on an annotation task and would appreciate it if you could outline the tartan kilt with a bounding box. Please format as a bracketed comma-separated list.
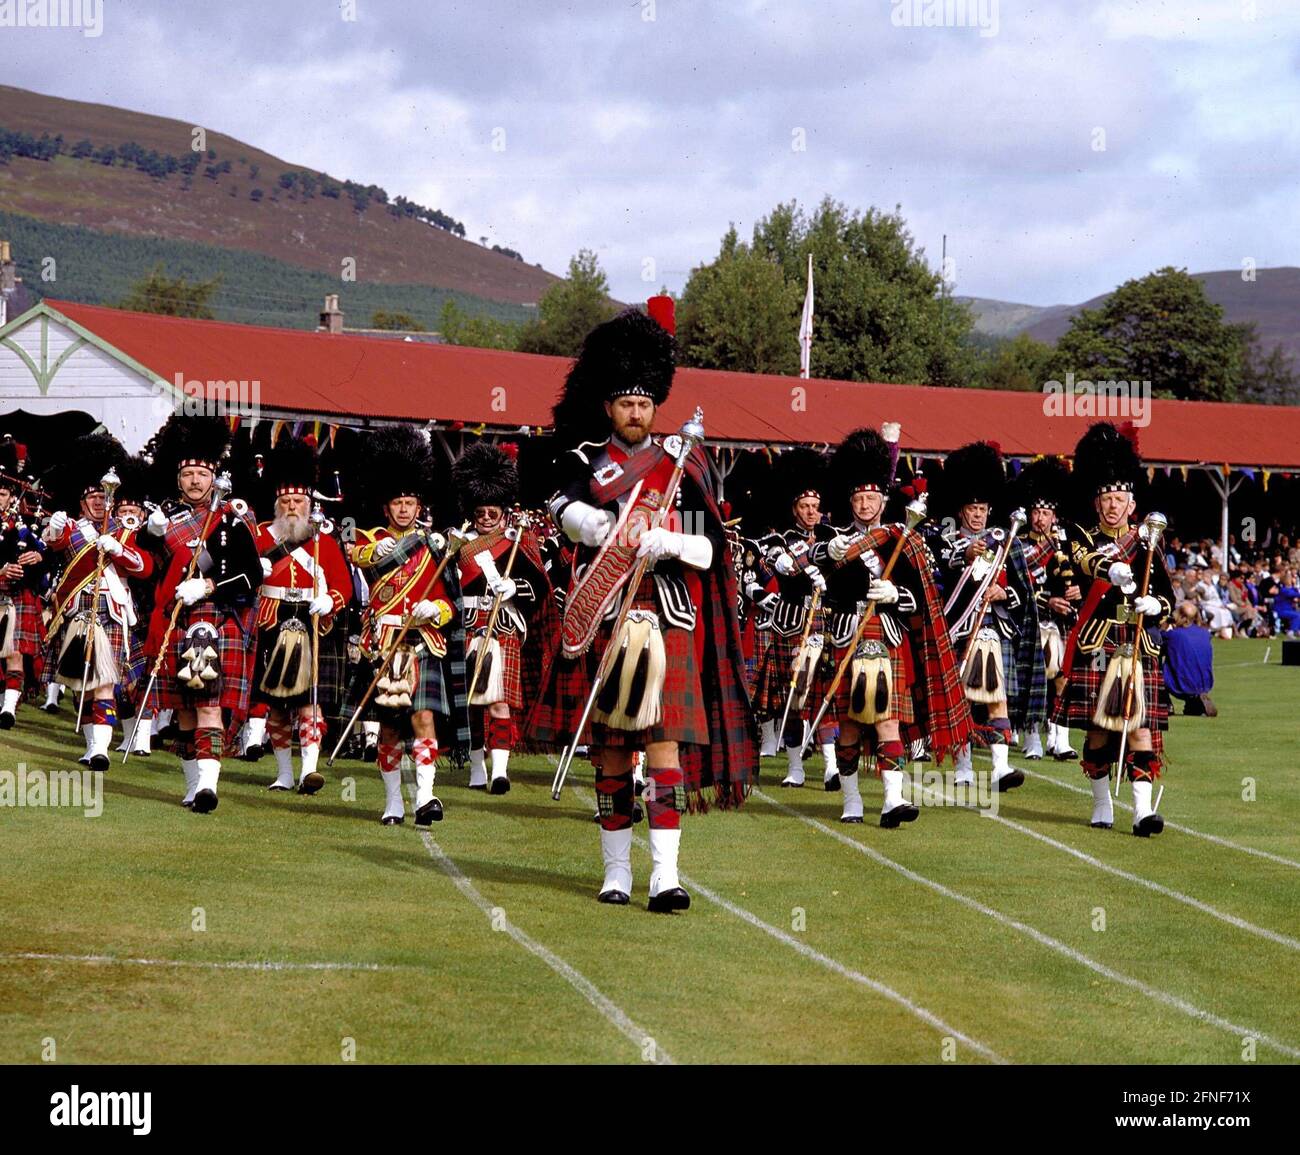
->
[957, 627, 1018, 706]
[44, 592, 132, 689]
[831, 617, 915, 726]
[752, 629, 832, 717]
[464, 605, 525, 712]
[118, 629, 158, 716]
[530, 583, 708, 750]
[251, 605, 347, 714]
[1052, 637, 1169, 753]
[3, 588, 44, 656]
[748, 625, 773, 694]
[156, 602, 257, 715]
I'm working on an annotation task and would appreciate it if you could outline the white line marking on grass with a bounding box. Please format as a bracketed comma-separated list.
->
[419, 831, 672, 1065]
[0, 951, 408, 972]
[755, 788, 1300, 1061]
[569, 786, 1006, 1065]
[1016, 763, 1300, 873]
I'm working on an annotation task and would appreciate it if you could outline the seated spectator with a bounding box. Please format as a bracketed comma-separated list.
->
[1162, 602, 1217, 716]
[1274, 568, 1300, 636]
[1226, 568, 1259, 636]
[1192, 566, 1235, 638]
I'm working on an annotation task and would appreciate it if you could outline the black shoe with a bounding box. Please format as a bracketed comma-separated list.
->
[779, 778, 804, 788]
[182, 799, 195, 810]
[880, 803, 919, 828]
[1024, 752, 1042, 761]
[489, 776, 511, 795]
[241, 744, 264, 763]
[89, 753, 109, 772]
[1133, 813, 1165, 838]
[840, 814, 864, 824]
[267, 781, 293, 792]
[824, 774, 841, 792]
[414, 797, 444, 826]
[647, 887, 691, 913]
[1090, 821, 1113, 829]
[995, 770, 1025, 792]
[632, 801, 644, 824]
[362, 743, 378, 764]
[192, 789, 219, 814]
[298, 772, 325, 795]
[1052, 748, 1079, 762]
[0, 710, 13, 729]
[42, 702, 60, 715]
[381, 814, 404, 826]
[78, 755, 91, 767]
[598, 888, 630, 905]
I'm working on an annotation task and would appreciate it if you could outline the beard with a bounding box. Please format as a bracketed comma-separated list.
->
[272, 511, 312, 544]
[613, 417, 651, 445]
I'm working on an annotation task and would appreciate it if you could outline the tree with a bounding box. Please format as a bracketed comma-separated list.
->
[1049, 267, 1242, 401]
[120, 264, 221, 319]
[1235, 323, 1300, 406]
[371, 310, 425, 332]
[971, 332, 1056, 392]
[515, 249, 619, 357]
[677, 226, 800, 374]
[438, 300, 519, 350]
[678, 197, 975, 385]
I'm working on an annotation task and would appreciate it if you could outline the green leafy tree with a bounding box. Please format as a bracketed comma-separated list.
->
[1235, 322, 1300, 406]
[515, 249, 618, 357]
[971, 332, 1056, 391]
[438, 300, 519, 350]
[371, 310, 425, 332]
[1049, 267, 1242, 401]
[678, 197, 975, 385]
[119, 264, 221, 319]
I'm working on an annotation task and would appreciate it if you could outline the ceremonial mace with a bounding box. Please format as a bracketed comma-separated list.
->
[74, 467, 120, 731]
[800, 494, 927, 757]
[956, 507, 1028, 682]
[1114, 511, 1167, 798]
[550, 407, 706, 801]
[327, 523, 469, 765]
[465, 507, 527, 705]
[309, 502, 326, 723]
[775, 582, 822, 750]
[123, 472, 231, 762]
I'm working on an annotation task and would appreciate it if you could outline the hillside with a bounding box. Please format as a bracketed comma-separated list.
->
[0, 84, 558, 310]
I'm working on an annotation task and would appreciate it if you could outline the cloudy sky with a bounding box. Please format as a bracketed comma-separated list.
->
[7, 0, 1298, 306]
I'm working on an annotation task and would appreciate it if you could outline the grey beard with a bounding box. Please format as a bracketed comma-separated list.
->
[273, 512, 312, 544]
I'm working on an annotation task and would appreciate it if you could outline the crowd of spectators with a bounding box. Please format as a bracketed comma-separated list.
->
[1162, 524, 1300, 639]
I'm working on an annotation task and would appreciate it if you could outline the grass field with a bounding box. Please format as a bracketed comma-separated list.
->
[2, 638, 1297, 1065]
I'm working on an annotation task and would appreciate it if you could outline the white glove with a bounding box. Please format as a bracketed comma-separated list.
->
[1107, 561, 1134, 591]
[97, 535, 124, 558]
[175, 577, 209, 606]
[79, 522, 99, 548]
[374, 537, 397, 559]
[756, 592, 779, 612]
[48, 510, 68, 538]
[805, 564, 827, 593]
[260, 557, 273, 578]
[866, 578, 898, 604]
[1133, 594, 1162, 617]
[489, 576, 517, 601]
[561, 501, 614, 548]
[771, 550, 795, 576]
[309, 593, 334, 617]
[146, 507, 168, 536]
[409, 598, 440, 624]
[881, 421, 901, 444]
[425, 531, 446, 554]
[636, 526, 683, 563]
[828, 534, 854, 562]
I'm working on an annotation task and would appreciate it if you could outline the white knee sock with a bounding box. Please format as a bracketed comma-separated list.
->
[468, 748, 487, 787]
[1090, 775, 1114, 826]
[954, 744, 973, 785]
[271, 746, 294, 789]
[821, 742, 838, 781]
[647, 827, 682, 897]
[181, 758, 200, 805]
[600, 828, 633, 896]
[784, 746, 805, 785]
[381, 768, 404, 820]
[881, 767, 906, 812]
[840, 770, 864, 820]
[489, 747, 510, 783]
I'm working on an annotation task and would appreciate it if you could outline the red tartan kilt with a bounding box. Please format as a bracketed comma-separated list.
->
[469, 630, 524, 711]
[531, 619, 708, 750]
[44, 595, 131, 685]
[1053, 640, 1169, 752]
[749, 626, 773, 692]
[5, 589, 44, 656]
[831, 620, 915, 726]
[752, 630, 832, 715]
[156, 603, 256, 715]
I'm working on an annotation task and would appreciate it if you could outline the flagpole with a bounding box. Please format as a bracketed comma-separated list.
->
[799, 253, 814, 380]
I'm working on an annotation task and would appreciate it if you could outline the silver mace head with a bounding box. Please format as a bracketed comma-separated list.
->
[100, 467, 121, 502]
[1009, 506, 1028, 534]
[1143, 510, 1168, 545]
[212, 471, 233, 506]
[681, 406, 706, 448]
[904, 491, 928, 530]
[309, 504, 326, 529]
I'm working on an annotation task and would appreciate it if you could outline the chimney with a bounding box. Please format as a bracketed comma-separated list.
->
[318, 293, 344, 334]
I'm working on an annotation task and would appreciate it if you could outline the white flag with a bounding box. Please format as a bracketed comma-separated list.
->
[798, 254, 814, 379]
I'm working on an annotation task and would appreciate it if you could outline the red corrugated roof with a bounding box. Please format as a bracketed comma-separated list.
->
[47, 299, 1298, 468]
